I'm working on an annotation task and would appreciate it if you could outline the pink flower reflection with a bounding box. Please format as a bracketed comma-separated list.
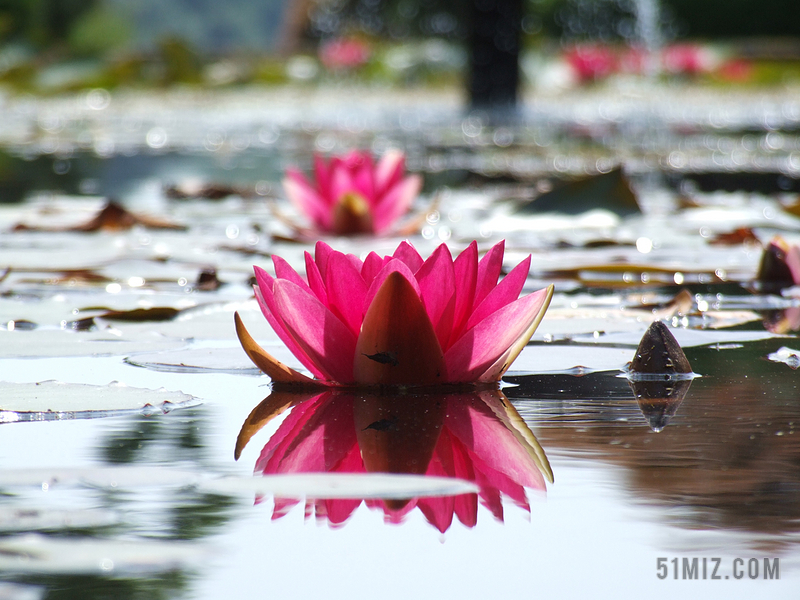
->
[235, 389, 552, 532]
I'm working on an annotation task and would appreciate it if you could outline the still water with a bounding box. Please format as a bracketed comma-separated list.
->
[1, 86, 800, 599]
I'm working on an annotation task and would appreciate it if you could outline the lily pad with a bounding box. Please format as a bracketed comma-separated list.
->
[12, 201, 186, 232]
[515, 168, 641, 216]
[0, 534, 209, 575]
[0, 582, 44, 600]
[508, 344, 633, 374]
[0, 381, 199, 423]
[124, 347, 261, 375]
[198, 473, 479, 500]
[0, 467, 201, 490]
[0, 507, 121, 533]
[767, 346, 800, 369]
[0, 330, 187, 358]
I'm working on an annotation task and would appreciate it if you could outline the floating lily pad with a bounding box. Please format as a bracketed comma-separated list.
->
[508, 344, 633, 374]
[767, 346, 800, 369]
[12, 201, 186, 232]
[0, 507, 121, 533]
[0, 381, 199, 423]
[0, 330, 187, 358]
[0, 582, 44, 600]
[198, 473, 479, 500]
[0, 467, 201, 490]
[515, 168, 641, 216]
[125, 348, 261, 375]
[571, 328, 785, 348]
[0, 534, 209, 575]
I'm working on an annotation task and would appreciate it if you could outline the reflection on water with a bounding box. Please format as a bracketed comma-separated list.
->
[236, 388, 552, 532]
[511, 338, 800, 552]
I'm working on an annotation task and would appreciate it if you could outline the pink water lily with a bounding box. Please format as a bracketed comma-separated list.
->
[237, 389, 552, 532]
[235, 240, 553, 388]
[283, 150, 422, 236]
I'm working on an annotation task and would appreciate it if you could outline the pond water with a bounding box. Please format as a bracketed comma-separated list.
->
[1, 85, 800, 599]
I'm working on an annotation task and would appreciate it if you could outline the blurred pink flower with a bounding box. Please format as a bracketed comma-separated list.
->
[283, 150, 422, 236]
[564, 44, 618, 82]
[319, 37, 371, 70]
[235, 240, 553, 388]
[238, 388, 551, 532]
[715, 58, 753, 83]
[662, 43, 710, 75]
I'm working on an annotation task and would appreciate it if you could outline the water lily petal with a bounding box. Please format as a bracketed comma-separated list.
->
[325, 251, 368, 338]
[417, 462, 455, 533]
[313, 154, 333, 201]
[450, 436, 478, 527]
[361, 251, 384, 284]
[449, 241, 479, 346]
[235, 389, 323, 460]
[233, 312, 322, 389]
[392, 240, 424, 272]
[444, 285, 552, 382]
[464, 255, 531, 332]
[480, 390, 553, 484]
[273, 255, 312, 295]
[330, 162, 358, 207]
[304, 251, 328, 305]
[375, 150, 405, 195]
[788, 246, 800, 284]
[476, 285, 554, 383]
[363, 258, 421, 314]
[416, 244, 456, 348]
[474, 240, 505, 308]
[256, 393, 330, 473]
[273, 279, 358, 384]
[253, 267, 327, 379]
[324, 445, 366, 524]
[372, 175, 422, 234]
[314, 241, 334, 281]
[283, 170, 331, 230]
[352, 153, 376, 203]
[270, 394, 358, 473]
[445, 394, 547, 491]
[354, 271, 445, 386]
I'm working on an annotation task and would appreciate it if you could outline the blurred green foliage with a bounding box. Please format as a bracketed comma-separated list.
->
[0, 0, 100, 48]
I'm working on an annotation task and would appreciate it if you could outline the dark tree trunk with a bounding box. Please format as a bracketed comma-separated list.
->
[467, 0, 523, 115]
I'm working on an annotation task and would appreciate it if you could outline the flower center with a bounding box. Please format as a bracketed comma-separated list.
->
[332, 192, 373, 235]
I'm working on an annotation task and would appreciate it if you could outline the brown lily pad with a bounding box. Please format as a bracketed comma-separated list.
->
[164, 182, 255, 200]
[13, 201, 186, 232]
[710, 227, 760, 246]
[99, 307, 181, 322]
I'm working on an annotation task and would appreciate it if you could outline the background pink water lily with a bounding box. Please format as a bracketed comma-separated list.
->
[283, 150, 422, 235]
[244, 389, 551, 532]
[236, 240, 553, 387]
